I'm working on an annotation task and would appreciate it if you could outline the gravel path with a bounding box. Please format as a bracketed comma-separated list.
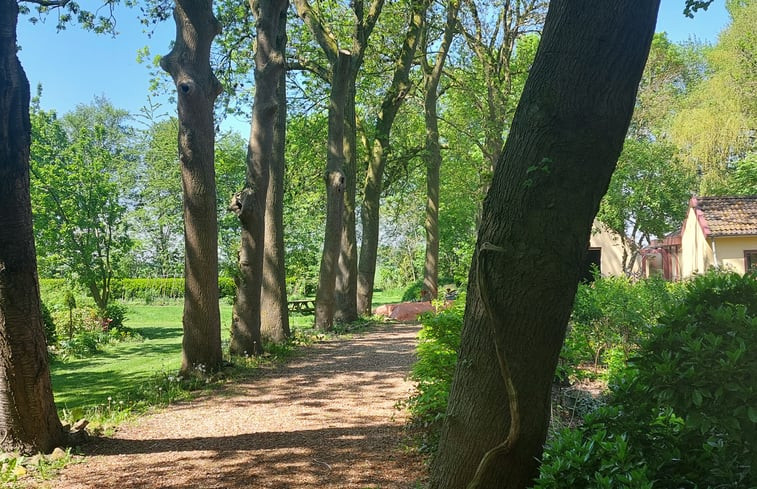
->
[41, 323, 425, 489]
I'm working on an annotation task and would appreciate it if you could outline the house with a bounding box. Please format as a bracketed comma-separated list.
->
[642, 196, 757, 280]
[581, 221, 641, 280]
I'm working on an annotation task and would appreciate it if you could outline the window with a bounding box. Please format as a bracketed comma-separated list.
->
[746, 250, 757, 272]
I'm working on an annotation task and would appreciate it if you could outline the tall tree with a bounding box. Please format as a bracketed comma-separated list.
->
[421, 0, 459, 300]
[0, 0, 66, 454]
[229, 0, 289, 356]
[260, 3, 291, 343]
[597, 139, 695, 274]
[132, 117, 184, 278]
[429, 1, 660, 487]
[671, 0, 756, 194]
[456, 0, 547, 173]
[293, 0, 385, 328]
[160, 0, 224, 375]
[30, 98, 135, 310]
[356, 0, 429, 314]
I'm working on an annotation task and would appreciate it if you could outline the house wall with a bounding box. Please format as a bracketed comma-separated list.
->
[712, 236, 757, 274]
[589, 223, 640, 277]
[681, 207, 713, 278]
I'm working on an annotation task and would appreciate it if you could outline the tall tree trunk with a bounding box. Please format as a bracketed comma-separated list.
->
[315, 51, 350, 329]
[422, 0, 458, 301]
[334, 79, 359, 323]
[0, 0, 66, 454]
[357, 0, 428, 315]
[160, 0, 224, 374]
[429, 2, 659, 488]
[261, 3, 291, 344]
[230, 0, 288, 355]
[294, 0, 385, 328]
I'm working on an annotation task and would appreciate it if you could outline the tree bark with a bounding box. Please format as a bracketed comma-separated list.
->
[0, 0, 66, 454]
[261, 3, 291, 344]
[422, 0, 458, 301]
[293, 0, 386, 328]
[160, 0, 224, 374]
[429, 2, 660, 488]
[315, 51, 350, 329]
[357, 0, 428, 315]
[334, 80, 359, 323]
[230, 0, 288, 355]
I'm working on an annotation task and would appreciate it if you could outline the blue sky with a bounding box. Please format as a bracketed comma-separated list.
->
[16, 1, 731, 133]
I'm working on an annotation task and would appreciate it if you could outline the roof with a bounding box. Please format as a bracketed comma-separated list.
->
[691, 196, 757, 237]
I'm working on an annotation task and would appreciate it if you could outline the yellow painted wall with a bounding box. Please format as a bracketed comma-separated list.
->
[589, 223, 640, 277]
[712, 236, 757, 274]
[681, 207, 713, 277]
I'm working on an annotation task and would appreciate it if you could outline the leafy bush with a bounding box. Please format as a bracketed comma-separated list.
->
[102, 302, 127, 330]
[405, 295, 465, 451]
[536, 270, 757, 488]
[40, 301, 57, 346]
[51, 303, 140, 358]
[111, 277, 236, 302]
[559, 276, 682, 382]
[401, 276, 456, 302]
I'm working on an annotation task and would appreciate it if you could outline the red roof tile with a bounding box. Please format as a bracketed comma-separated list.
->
[693, 196, 757, 237]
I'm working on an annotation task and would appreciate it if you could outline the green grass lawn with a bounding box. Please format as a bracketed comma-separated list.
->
[51, 301, 232, 410]
[50, 289, 404, 412]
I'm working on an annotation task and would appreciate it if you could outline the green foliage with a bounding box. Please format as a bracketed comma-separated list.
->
[111, 277, 236, 302]
[536, 271, 757, 488]
[671, 1, 756, 194]
[401, 276, 456, 302]
[0, 448, 73, 488]
[560, 276, 681, 382]
[405, 296, 465, 451]
[40, 301, 57, 346]
[30, 96, 135, 309]
[597, 139, 695, 263]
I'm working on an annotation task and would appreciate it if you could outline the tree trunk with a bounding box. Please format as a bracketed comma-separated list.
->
[422, 0, 458, 301]
[429, 2, 659, 488]
[334, 80, 359, 323]
[261, 4, 291, 344]
[0, 0, 66, 454]
[230, 0, 288, 355]
[356, 0, 428, 314]
[315, 51, 350, 330]
[160, 0, 224, 374]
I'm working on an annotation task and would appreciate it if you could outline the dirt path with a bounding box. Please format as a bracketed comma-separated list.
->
[39, 323, 425, 489]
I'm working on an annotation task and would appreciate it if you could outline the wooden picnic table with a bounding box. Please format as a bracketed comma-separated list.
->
[288, 299, 316, 314]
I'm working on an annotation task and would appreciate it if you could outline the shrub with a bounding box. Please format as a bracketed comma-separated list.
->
[40, 301, 57, 346]
[102, 302, 127, 330]
[112, 277, 237, 302]
[401, 276, 456, 302]
[536, 270, 757, 488]
[559, 276, 682, 381]
[405, 295, 465, 451]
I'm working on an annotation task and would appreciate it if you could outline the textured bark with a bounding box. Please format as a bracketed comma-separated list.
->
[422, 0, 458, 301]
[0, 0, 66, 454]
[334, 81, 359, 323]
[160, 0, 224, 374]
[230, 0, 289, 355]
[429, 2, 660, 488]
[293, 0, 386, 328]
[260, 4, 291, 344]
[314, 52, 350, 330]
[356, 0, 428, 315]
